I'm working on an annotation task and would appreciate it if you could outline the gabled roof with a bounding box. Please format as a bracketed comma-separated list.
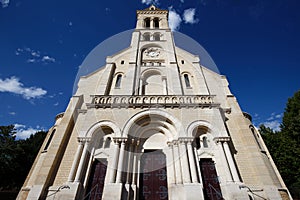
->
[136, 5, 168, 14]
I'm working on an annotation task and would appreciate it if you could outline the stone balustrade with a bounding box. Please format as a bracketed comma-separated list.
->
[87, 95, 219, 108]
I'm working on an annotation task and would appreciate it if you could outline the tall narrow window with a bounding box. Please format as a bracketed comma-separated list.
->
[203, 137, 208, 148]
[44, 129, 56, 151]
[250, 126, 263, 150]
[154, 33, 160, 41]
[104, 138, 111, 148]
[184, 74, 191, 88]
[143, 33, 150, 41]
[195, 137, 201, 149]
[144, 18, 150, 28]
[153, 18, 159, 28]
[115, 74, 122, 88]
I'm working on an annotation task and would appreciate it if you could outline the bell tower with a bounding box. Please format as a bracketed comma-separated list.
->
[136, 5, 169, 29]
[132, 5, 184, 95]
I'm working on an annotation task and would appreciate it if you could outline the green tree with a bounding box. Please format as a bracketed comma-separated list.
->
[0, 125, 46, 191]
[0, 125, 17, 189]
[260, 90, 300, 199]
[281, 90, 300, 198]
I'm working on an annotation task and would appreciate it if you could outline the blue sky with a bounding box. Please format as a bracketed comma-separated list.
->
[0, 0, 299, 139]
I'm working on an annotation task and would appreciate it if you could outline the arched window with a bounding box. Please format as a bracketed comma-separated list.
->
[104, 137, 111, 148]
[250, 126, 263, 150]
[184, 74, 191, 88]
[203, 137, 208, 148]
[143, 33, 150, 41]
[153, 33, 160, 41]
[153, 18, 159, 28]
[195, 137, 201, 149]
[115, 74, 122, 88]
[44, 129, 56, 151]
[144, 18, 150, 28]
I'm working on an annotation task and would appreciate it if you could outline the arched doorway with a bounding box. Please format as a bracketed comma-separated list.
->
[84, 125, 115, 200]
[139, 150, 168, 200]
[85, 159, 108, 200]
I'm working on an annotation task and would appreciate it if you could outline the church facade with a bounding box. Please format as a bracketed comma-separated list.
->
[17, 6, 291, 200]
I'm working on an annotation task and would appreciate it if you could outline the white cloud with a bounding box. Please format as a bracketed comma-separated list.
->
[42, 55, 56, 63]
[16, 47, 56, 64]
[262, 120, 281, 132]
[54, 102, 59, 106]
[267, 116, 274, 121]
[31, 51, 40, 57]
[0, 76, 47, 100]
[14, 124, 42, 140]
[141, 0, 159, 5]
[0, 0, 9, 8]
[168, 7, 182, 31]
[27, 58, 36, 63]
[9, 111, 16, 115]
[180, 0, 184, 3]
[183, 8, 199, 24]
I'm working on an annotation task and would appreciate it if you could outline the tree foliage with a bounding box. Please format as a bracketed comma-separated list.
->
[0, 125, 46, 191]
[260, 90, 300, 199]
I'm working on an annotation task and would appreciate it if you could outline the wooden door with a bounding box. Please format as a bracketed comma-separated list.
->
[85, 159, 107, 200]
[139, 150, 168, 200]
[200, 159, 223, 200]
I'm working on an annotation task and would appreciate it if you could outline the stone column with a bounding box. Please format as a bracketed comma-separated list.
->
[83, 147, 95, 187]
[109, 140, 120, 183]
[68, 140, 84, 182]
[74, 139, 89, 182]
[187, 140, 198, 183]
[126, 139, 134, 184]
[223, 141, 240, 182]
[216, 141, 233, 182]
[162, 77, 167, 95]
[132, 140, 139, 185]
[116, 139, 126, 183]
[150, 17, 154, 29]
[173, 141, 183, 184]
[166, 142, 176, 185]
[194, 147, 202, 183]
[139, 79, 143, 95]
[179, 139, 191, 183]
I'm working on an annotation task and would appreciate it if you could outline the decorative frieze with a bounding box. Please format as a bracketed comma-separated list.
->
[88, 95, 218, 109]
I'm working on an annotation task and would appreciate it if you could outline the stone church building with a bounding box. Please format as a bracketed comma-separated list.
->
[17, 6, 291, 200]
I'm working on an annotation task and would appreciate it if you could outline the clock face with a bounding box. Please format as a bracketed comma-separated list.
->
[147, 51, 160, 57]
[145, 48, 160, 57]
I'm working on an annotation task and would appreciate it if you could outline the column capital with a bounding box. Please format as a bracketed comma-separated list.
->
[113, 137, 127, 143]
[178, 137, 194, 143]
[213, 136, 231, 143]
[77, 137, 91, 143]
